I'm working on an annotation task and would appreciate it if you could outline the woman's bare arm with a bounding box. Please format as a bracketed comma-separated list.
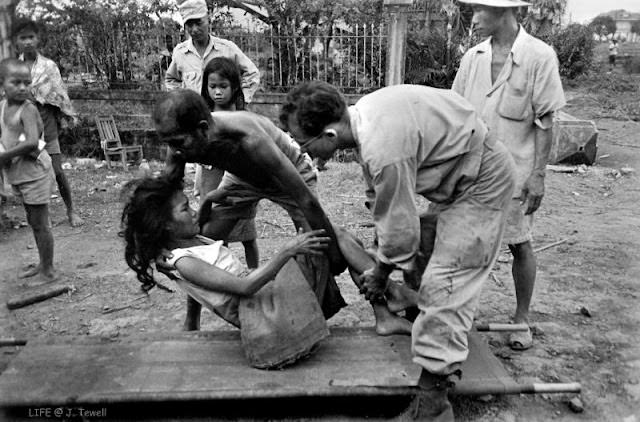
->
[174, 230, 330, 296]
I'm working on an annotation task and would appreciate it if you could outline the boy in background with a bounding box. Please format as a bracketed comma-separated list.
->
[13, 17, 83, 227]
[0, 58, 57, 282]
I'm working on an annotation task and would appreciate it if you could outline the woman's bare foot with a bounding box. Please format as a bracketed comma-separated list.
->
[68, 212, 84, 227]
[386, 280, 419, 313]
[373, 304, 413, 336]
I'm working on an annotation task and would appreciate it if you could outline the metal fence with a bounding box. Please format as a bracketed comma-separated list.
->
[61, 19, 387, 94]
[227, 23, 386, 94]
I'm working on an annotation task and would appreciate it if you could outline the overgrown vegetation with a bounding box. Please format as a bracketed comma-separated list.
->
[16, 0, 384, 92]
[17, 0, 181, 89]
[404, 0, 585, 89]
[588, 15, 617, 37]
[58, 116, 103, 158]
[542, 24, 595, 79]
[566, 71, 640, 121]
[404, 0, 473, 88]
[623, 56, 640, 74]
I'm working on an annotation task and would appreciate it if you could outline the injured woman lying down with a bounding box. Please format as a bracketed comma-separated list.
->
[120, 176, 418, 368]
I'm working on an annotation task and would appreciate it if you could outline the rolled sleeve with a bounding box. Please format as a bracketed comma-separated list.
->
[164, 54, 182, 91]
[532, 53, 566, 119]
[534, 111, 555, 130]
[359, 161, 376, 210]
[371, 159, 420, 271]
[451, 52, 471, 95]
[232, 47, 260, 103]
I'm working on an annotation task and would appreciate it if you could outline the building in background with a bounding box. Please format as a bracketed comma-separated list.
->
[605, 9, 640, 42]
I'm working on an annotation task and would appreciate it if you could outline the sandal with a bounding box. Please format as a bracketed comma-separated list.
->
[508, 326, 533, 351]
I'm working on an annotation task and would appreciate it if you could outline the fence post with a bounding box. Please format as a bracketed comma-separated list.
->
[0, 0, 19, 60]
[383, 0, 413, 86]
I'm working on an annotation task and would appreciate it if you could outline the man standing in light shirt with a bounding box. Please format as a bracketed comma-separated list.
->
[452, 0, 566, 350]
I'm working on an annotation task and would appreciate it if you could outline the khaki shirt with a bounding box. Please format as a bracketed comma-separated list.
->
[351, 85, 487, 270]
[165, 36, 260, 102]
[452, 26, 565, 194]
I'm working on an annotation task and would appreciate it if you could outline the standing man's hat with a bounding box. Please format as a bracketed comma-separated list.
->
[178, 0, 209, 24]
[458, 0, 531, 6]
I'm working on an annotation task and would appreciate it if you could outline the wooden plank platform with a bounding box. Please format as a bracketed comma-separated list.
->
[0, 327, 517, 407]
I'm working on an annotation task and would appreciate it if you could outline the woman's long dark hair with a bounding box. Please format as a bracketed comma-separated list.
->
[200, 57, 245, 111]
[120, 176, 182, 292]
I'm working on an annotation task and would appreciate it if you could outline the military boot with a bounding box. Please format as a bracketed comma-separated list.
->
[398, 369, 460, 422]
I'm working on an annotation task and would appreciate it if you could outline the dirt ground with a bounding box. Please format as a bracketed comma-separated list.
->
[1, 73, 639, 421]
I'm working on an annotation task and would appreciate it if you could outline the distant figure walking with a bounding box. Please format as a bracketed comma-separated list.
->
[608, 39, 618, 72]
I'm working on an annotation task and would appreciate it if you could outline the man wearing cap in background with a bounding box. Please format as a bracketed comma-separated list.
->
[165, 0, 259, 100]
[452, 0, 565, 351]
[165, 0, 261, 226]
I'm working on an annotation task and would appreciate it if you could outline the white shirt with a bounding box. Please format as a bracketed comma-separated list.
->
[165, 35, 260, 102]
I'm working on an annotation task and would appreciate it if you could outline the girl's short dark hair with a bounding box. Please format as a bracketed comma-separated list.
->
[280, 81, 346, 137]
[200, 57, 245, 111]
[12, 18, 40, 38]
[120, 176, 183, 292]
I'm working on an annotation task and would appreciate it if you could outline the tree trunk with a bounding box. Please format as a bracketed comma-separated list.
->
[0, 0, 20, 59]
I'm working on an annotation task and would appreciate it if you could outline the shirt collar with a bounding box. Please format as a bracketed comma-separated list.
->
[185, 35, 215, 56]
[475, 25, 528, 65]
[509, 25, 529, 65]
[17, 52, 43, 64]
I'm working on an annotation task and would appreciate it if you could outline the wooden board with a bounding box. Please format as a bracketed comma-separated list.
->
[0, 328, 516, 407]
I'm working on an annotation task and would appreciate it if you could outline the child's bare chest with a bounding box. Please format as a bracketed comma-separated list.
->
[2, 104, 22, 126]
[1, 104, 24, 140]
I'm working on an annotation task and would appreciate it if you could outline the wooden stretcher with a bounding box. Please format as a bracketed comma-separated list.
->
[0, 327, 580, 410]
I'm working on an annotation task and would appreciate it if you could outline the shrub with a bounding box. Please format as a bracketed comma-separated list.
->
[59, 116, 103, 158]
[544, 24, 595, 79]
[404, 27, 465, 89]
[623, 56, 640, 74]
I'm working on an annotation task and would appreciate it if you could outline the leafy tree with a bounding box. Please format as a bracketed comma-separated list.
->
[631, 20, 640, 35]
[547, 23, 594, 79]
[405, 0, 474, 88]
[0, 0, 21, 58]
[216, 0, 384, 91]
[16, 0, 179, 88]
[589, 15, 617, 36]
[523, 0, 567, 38]
[219, 0, 381, 28]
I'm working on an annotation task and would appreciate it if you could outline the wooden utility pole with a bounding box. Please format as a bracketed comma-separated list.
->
[384, 0, 413, 86]
[0, 0, 20, 59]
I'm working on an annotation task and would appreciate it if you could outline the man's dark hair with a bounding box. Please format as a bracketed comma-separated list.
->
[12, 18, 40, 38]
[152, 89, 212, 133]
[280, 81, 346, 137]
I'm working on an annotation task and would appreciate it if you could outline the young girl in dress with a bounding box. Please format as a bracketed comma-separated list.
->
[121, 175, 419, 341]
[120, 175, 348, 367]
[197, 57, 259, 269]
[120, 176, 335, 327]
